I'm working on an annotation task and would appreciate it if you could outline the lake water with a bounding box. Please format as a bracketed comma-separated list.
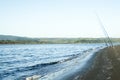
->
[0, 44, 105, 80]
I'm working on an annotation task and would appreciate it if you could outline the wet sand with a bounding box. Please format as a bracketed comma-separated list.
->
[63, 46, 120, 80]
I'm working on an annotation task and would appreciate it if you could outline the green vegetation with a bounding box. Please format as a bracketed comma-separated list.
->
[0, 35, 120, 44]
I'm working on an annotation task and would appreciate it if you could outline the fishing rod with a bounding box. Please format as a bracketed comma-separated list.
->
[95, 13, 113, 47]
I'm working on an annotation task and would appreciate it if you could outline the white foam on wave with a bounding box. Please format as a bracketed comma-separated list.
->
[39, 46, 104, 80]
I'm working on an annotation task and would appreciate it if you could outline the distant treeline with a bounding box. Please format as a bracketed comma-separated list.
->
[0, 38, 120, 44]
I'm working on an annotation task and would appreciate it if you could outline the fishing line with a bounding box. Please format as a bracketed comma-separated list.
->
[95, 12, 113, 47]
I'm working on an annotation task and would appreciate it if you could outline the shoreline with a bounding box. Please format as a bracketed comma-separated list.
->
[38, 46, 104, 80]
[63, 46, 120, 80]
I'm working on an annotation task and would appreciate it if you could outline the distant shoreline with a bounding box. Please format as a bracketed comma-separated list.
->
[0, 35, 120, 44]
[0, 40, 119, 44]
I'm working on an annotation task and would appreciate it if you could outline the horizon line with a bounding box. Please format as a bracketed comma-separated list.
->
[0, 34, 120, 39]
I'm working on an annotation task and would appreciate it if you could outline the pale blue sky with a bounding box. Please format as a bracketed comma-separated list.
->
[0, 0, 120, 38]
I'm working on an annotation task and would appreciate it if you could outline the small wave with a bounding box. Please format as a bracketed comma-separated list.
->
[0, 48, 99, 80]
[0, 61, 60, 78]
[0, 54, 81, 79]
[1, 49, 91, 79]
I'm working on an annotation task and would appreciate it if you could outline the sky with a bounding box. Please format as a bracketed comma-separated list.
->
[0, 0, 120, 38]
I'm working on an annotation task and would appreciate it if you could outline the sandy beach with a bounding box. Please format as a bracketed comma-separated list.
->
[60, 45, 120, 80]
